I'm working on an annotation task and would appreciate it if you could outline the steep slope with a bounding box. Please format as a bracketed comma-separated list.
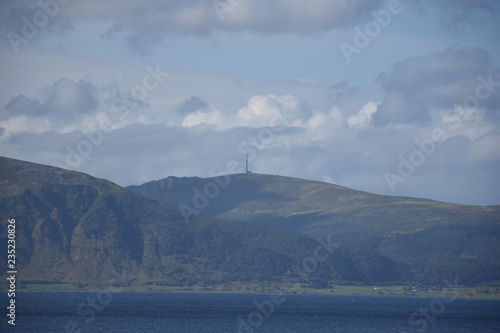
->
[128, 173, 500, 284]
[0, 157, 405, 286]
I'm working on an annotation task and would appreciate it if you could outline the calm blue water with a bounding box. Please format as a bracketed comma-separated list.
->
[1, 292, 499, 332]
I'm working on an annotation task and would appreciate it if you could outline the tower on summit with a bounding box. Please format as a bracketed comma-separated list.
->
[246, 153, 252, 174]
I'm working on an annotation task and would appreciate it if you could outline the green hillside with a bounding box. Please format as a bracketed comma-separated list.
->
[128, 173, 500, 284]
[0, 157, 407, 287]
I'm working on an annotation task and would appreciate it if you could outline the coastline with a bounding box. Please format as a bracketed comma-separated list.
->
[5, 282, 500, 300]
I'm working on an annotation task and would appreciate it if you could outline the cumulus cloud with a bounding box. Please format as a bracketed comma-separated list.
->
[2, 79, 499, 205]
[1, 37, 499, 205]
[374, 47, 500, 126]
[327, 81, 358, 106]
[235, 94, 310, 128]
[3, 94, 40, 118]
[44, 78, 98, 117]
[0, 76, 162, 136]
[182, 108, 226, 128]
[179, 94, 312, 130]
[3, 78, 98, 124]
[176, 95, 212, 127]
[347, 102, 379, 129]
[435, 106, 496, 143]
[176, 95, 210, 115]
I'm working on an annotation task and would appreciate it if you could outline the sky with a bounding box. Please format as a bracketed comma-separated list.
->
[0, 0, 499, 205]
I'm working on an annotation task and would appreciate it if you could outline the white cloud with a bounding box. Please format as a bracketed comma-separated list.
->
[235, 94, 309, 128]
[179, 94, 311, 130]
[2, 81, 499, 205]
[347, 102, 379, 129]
[182, 108, 226, 128]
[1, 2, 499, 207]
[435, 106, 494, 142]
[3, 78, 98, 121]
[375, 47, 500, 126]
[0, 116, 52, 136]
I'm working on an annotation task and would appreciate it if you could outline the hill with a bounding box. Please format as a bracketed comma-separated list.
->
[128, 173, 500, 284]
[0, 157, 406, 287]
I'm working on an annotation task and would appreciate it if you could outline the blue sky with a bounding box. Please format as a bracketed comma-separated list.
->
[1, 0, 499, 205]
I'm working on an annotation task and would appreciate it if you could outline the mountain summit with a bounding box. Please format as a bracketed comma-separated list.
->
[129, 172, 500, 284]
[0, 156, 498, 286]
[0, 157, 406, 286]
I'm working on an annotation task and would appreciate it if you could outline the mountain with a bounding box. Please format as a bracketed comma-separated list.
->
[0, 156, 406, 286]
[128, 173, 500, 284]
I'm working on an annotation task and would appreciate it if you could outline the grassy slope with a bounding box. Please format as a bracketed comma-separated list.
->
[128, 173, 500, 284]
[0, 156, 406, 286]
[128, 173, 499, 244]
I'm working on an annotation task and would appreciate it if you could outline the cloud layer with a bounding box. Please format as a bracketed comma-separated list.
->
[1, 1, 499, 205]
[2, 46, 499, 204]
[4, 0, 496, 53]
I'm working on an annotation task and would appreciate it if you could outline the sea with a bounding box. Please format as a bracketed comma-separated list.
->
[1, 292, 499, 332]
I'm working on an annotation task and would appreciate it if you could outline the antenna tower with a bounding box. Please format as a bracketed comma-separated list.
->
[246, 153, 251, 174]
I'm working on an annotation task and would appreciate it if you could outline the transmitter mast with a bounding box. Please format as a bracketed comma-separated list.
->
[246, 153, 252, 174]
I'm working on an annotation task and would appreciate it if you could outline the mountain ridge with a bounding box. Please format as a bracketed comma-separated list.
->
[1, 156, 498, 286]
[128, 172, 500, 284]
[0, 156, 411, 286]
[127, 172, 499, 238]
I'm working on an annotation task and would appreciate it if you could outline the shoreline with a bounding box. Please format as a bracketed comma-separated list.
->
[5, 283, 500, 300]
